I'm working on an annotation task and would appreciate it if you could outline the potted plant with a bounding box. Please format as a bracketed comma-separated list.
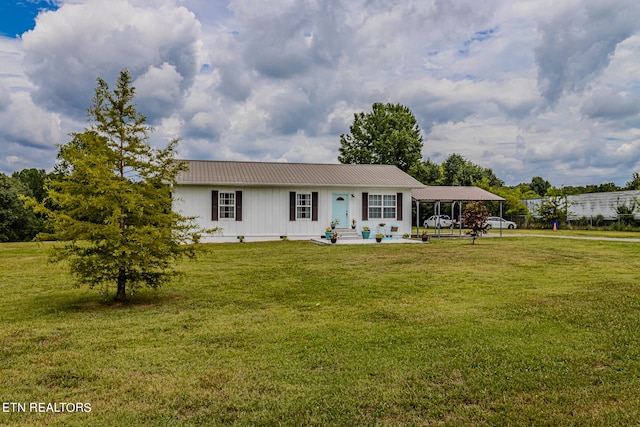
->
[351, 218, 357, 229]
[325, 227, 333, 240]
[375, 233, 383, 243]
[331, 219, 339, 229]
[361, 226, 370, 239]
[330, 232, 339, 244]
[421, 231, 430, 242]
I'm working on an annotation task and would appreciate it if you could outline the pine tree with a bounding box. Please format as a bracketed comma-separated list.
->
[33, 70, 202, 302]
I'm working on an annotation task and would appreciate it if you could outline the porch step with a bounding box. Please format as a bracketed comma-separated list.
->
[332, 228, 361, 240]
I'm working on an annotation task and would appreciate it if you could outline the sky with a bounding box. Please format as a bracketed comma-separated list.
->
[0, 0, 639, 187]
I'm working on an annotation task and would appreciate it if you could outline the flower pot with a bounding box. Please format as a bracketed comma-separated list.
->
[421, 236, 429, 242]
[325, 231, 332, 239]
[330, 238, 337, 244]
[375, 237, 382, 243]
[361, 231, 370, 239]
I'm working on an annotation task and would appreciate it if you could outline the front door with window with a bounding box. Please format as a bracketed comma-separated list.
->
[332, 193, 349, 228]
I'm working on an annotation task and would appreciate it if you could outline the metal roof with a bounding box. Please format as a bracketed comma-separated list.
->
[176, 160, 425, 188]
[412, 186, 504, 202]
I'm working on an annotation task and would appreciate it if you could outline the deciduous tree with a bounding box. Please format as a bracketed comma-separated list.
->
[462, 201, 490, 244]
[536, 187, 570, 226]
[625, 172, 640, 190]
[409, 158, 443, 185]
[338, 102, 423, 172]
[440, 153, 503, 187]
[32, 70, 202, 302]
[0, 174, 38, 241]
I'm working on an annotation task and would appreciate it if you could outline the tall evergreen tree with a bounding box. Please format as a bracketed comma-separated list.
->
[31, 70, 202, 302]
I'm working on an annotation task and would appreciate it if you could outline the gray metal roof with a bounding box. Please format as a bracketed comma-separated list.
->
[176, 160, 425, 188]
[412, 186, 505, 202]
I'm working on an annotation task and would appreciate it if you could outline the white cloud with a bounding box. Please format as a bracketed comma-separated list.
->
[134, 62, 185, 120]
[21, 0, 200, 118]
[0, 91, 62, 172]
[0, 92, 61, 149]
[1, 0, 639, 188]
[534, 0, 640, 107]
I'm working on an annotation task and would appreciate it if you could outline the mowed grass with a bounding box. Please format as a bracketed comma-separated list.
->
[1, 237, 640, 426]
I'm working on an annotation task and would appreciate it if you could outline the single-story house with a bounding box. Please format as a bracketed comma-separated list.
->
[172, 160, 425, 242]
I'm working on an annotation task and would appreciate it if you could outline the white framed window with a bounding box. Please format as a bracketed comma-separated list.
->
[383, 195, 396, 219]
[219, 192, 235, 219]
[369, 194, 396, 219]
[296, 193, 312, 219]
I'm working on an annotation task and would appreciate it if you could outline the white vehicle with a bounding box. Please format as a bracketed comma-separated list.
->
[424, 215, 453, 229]
[485, 216, 517, 230]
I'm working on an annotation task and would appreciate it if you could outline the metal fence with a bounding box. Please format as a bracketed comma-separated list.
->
[508, 214, 639, 230]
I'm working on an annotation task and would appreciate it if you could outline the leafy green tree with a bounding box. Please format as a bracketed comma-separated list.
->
[338, 102, 423, 172]
[31, 70, 202, 303]
[12, 168, 48, 203]
[529, 176, 551, 197]
[593, 182, 619, 193]
[625, 172, 640, 190]
[475, 178, 530, 217]
[616, 200, 637, 225]
[409, 158, 443, 185]
[0, 174, 38, 241]
[440, 153, 503, 187]
[536, 187, 570, 226]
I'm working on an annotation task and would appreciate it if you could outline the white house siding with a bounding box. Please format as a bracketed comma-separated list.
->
[172, 185, 414, 242]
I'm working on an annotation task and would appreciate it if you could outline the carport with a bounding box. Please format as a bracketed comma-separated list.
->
[412, 186, 506, 237]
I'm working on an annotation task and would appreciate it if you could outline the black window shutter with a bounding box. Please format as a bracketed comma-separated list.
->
[311, 192, 318, 221]
[211, 190, 219, 221]
[289, 192, 296, 221]
[235, 191, 242, 222]
[396, 192, 403, 220]
[362, 192, 368, 220]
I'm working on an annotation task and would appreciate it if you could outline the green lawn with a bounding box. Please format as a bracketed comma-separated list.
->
[2, 238, 640, 426]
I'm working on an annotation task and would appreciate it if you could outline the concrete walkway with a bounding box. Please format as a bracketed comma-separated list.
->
[311, 232, 640, 245]
[311, 237, 424, 245]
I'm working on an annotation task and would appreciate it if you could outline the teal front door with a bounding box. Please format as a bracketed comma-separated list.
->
[332, 193, 349, 228]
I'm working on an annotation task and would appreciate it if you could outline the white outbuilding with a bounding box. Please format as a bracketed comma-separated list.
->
[172, 160, 425, 242]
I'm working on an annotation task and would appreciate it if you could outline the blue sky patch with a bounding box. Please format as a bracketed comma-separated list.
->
[0, 0, 59, 38]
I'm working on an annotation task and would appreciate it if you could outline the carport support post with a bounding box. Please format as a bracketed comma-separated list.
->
[436, 201, 441, 237]
[500, 201, 503, 237]
[415, 200, 420, 237]
[459, 201, 462, 236]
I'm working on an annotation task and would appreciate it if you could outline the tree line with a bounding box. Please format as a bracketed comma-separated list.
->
[4, 102, 640, 242]
[0, 168, 52, 242]
[338, 102, 640, 219]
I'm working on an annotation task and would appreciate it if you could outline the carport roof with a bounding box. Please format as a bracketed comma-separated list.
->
[412, 186, 504, 202]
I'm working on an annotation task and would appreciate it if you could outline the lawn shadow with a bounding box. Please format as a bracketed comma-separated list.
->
[36, 288, 184, 316]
